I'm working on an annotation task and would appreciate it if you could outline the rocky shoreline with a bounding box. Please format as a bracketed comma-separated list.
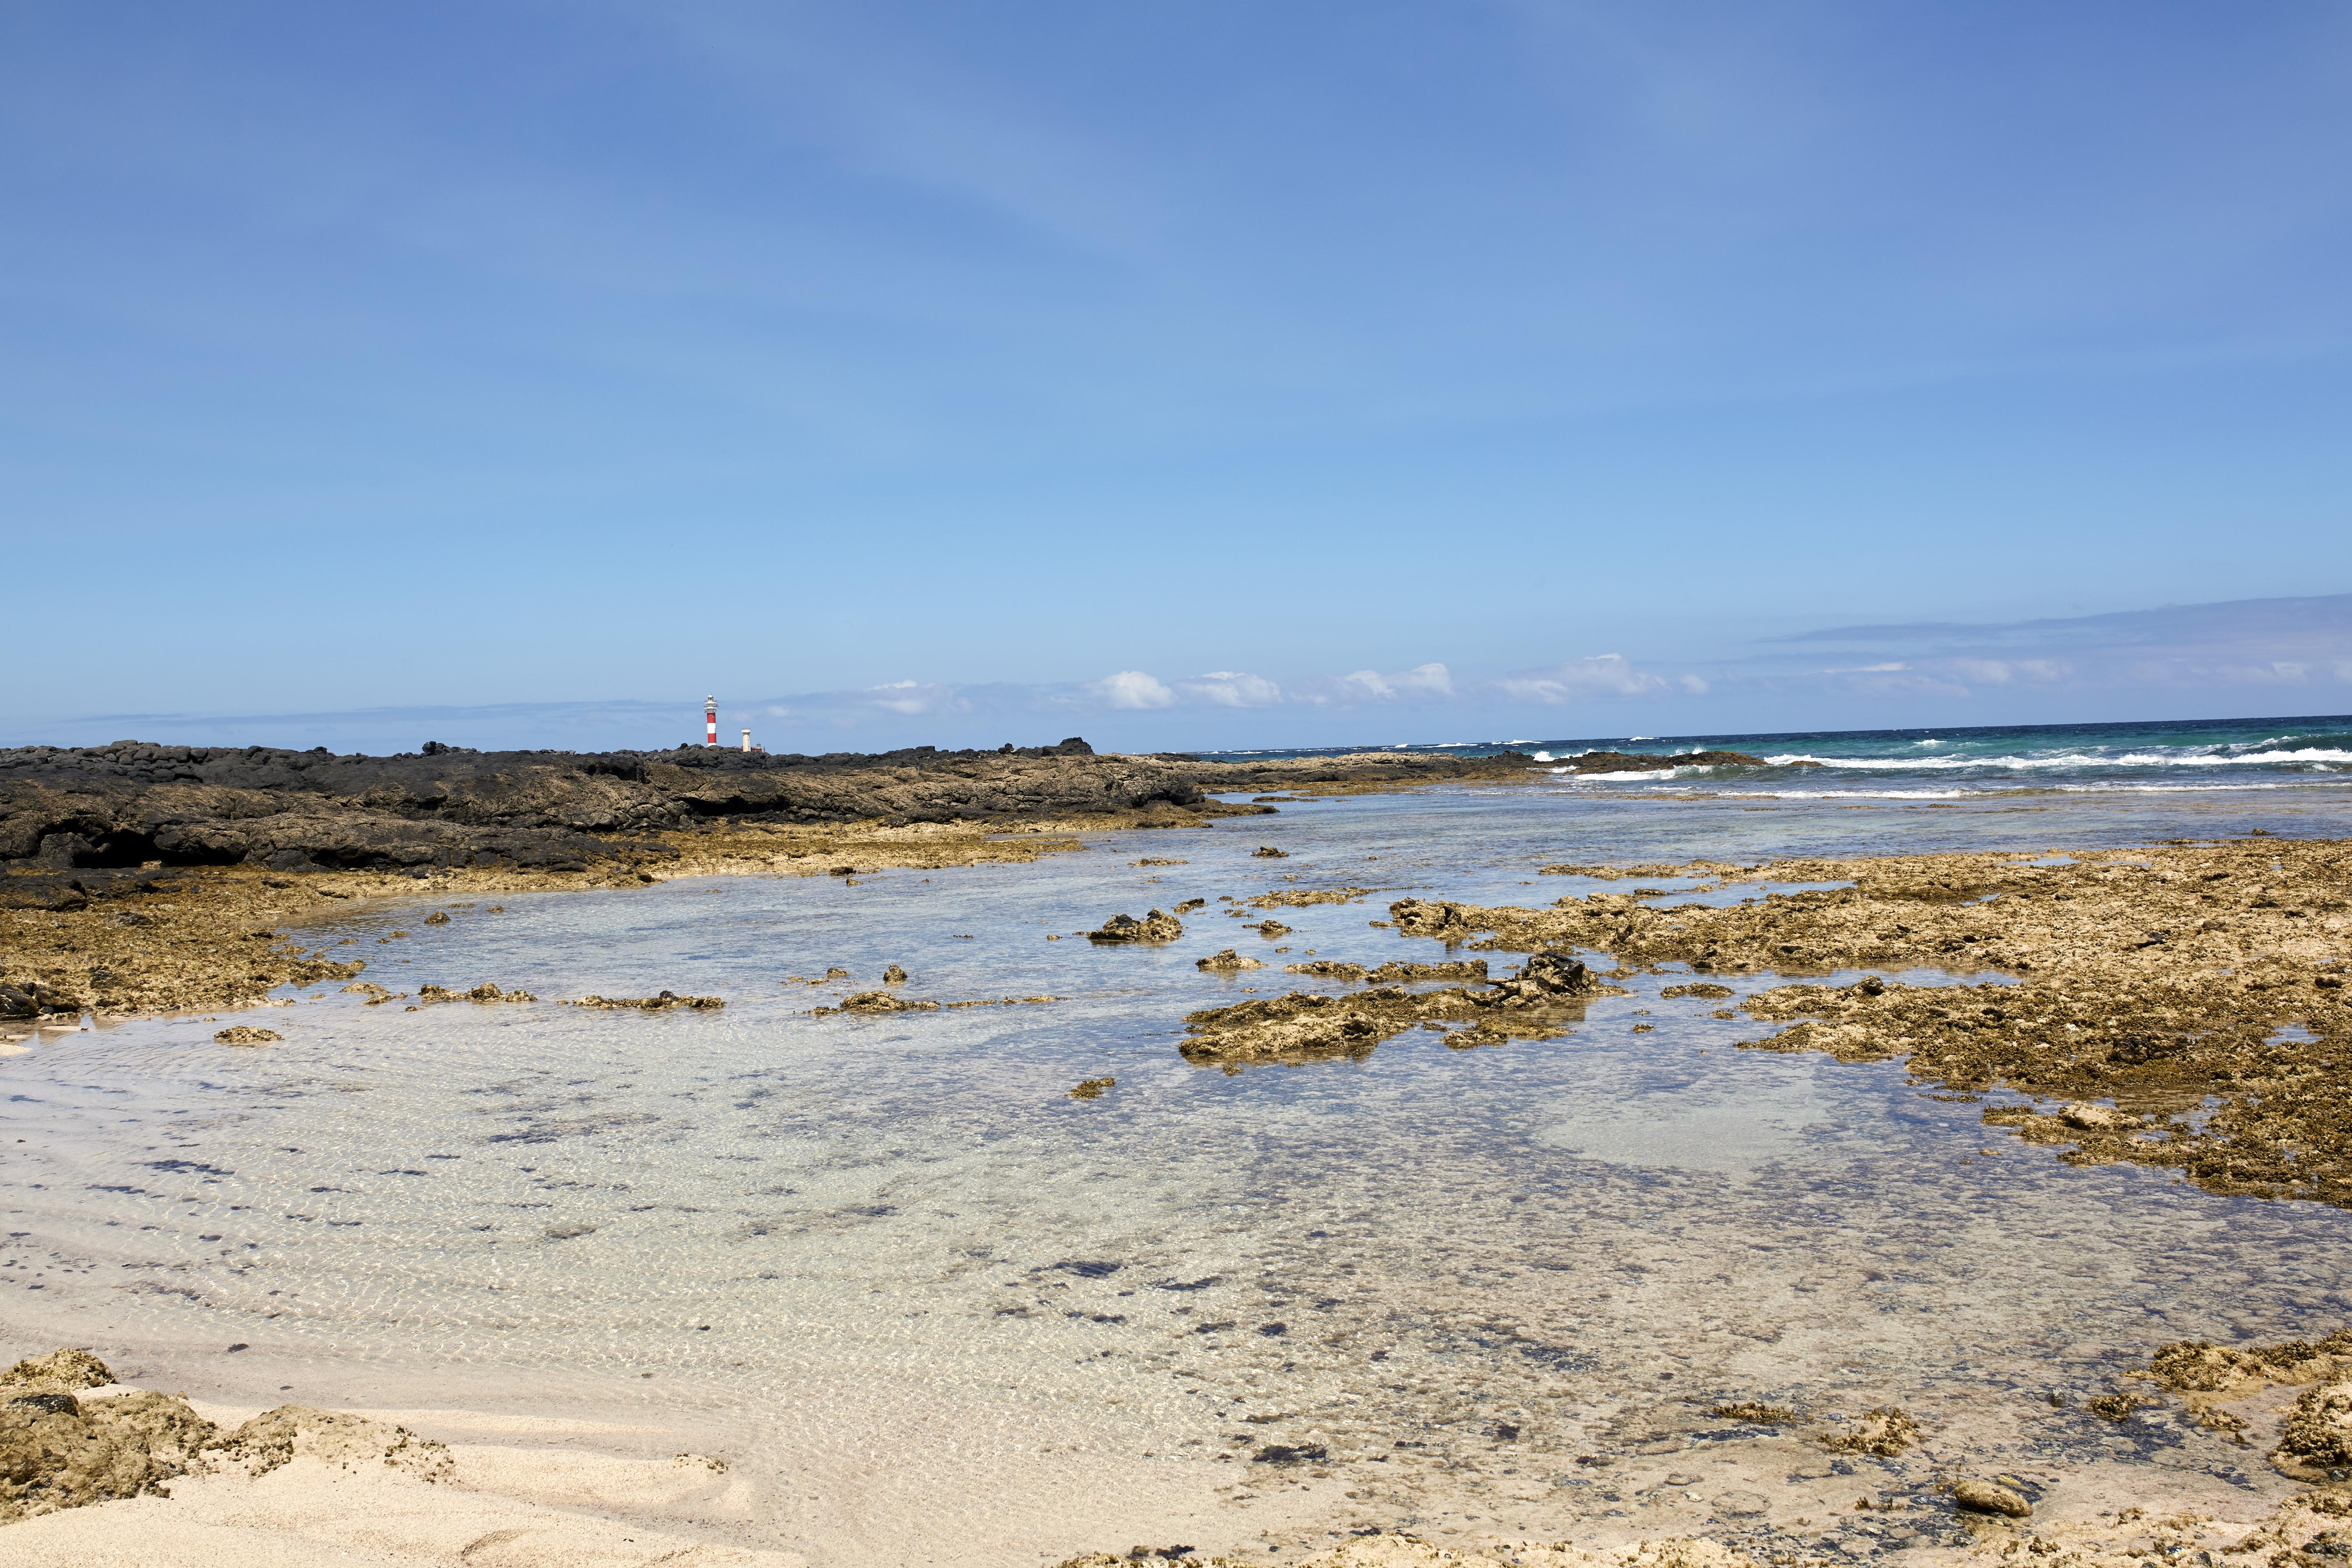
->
[0, 737, 1782, 1022]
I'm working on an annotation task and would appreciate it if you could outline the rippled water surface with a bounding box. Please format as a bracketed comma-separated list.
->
[6, 778, 2352, 1560]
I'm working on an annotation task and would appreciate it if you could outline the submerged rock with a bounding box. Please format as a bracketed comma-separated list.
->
[1069, 1077, 1115, 1100]
[1661, 982, 1735, 1000]
[1180, 954, 1622, 1065]
[1819, 1405, 1918, 1456]
[1252, 846, 1287, 858]
[829, 991, 942, 1014]
[1089, 909, 1184, 944]
[417, 982, 536, 1004]
[213, 1025, 281, 1045]
[1952, 1477, 2033, 1517]
[569, 991, 723, 1011]
[1284, 960, 1366, 980]
[1367, 959, 1488, 984]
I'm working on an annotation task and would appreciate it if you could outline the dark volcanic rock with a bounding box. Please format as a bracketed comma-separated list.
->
[0, 739, 1206, 880]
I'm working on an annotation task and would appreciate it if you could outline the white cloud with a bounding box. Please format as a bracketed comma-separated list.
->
[1090, 670, 1178, 709]
[1492, 654, 1669, 703]
[864, 679, 967, 715]
[1943, 658, 2071, 686]
[1176, 670, 1283, 707]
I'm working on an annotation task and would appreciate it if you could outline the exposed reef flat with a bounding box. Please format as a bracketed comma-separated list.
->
[1385, 837, 2352, 1208]
[1180, 952, 1624, 1065]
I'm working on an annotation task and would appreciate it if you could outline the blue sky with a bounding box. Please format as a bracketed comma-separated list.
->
[5, 2, 2349, 752]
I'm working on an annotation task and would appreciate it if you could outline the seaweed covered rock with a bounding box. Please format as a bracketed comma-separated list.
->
[1088, 909, 1184, 944]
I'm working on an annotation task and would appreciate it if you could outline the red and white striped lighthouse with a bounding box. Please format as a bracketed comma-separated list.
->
[705, 695, 718, 747]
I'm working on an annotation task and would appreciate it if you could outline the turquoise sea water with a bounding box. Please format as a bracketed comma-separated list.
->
[2, 713, 2350, 1563]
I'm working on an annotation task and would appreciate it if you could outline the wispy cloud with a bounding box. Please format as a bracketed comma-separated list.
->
[1492, 654, 1669, 703]
[1770, 593, 2352, 698]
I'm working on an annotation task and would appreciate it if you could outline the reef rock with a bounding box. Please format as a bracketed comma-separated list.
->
[1180, 954, 1618, 1065]
[1089, 909, 1184, 944]
[1951, 1478, 2032, 1517]
[824, 991, 944, 1015]
[212, 1403, 452, 1481]
[0, 1351, 221, 1526]
[213, 1025, 281, 1045]
[2276, 1372, 2352, 1476]
[1199, 949, 1267, 972]
[569, 991, 723, 1011]
[417, 982, 536, 1004]
[1819, 1405, 1918, 1456]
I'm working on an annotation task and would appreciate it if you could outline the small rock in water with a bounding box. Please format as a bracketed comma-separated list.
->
[1198, 949, 1265, 972]
[1251, 846, 1288, 859]
[214, 1026, 281, 1045]
[1089, 910, 1184, 944]
[1069, 1077, 1116, 1100]
[883, 964, 908, 984]
[1951, 1477, 2032, 1517]
[422, 911, 450, 925]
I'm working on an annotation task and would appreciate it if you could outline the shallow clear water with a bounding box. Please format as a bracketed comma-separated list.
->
[6, 777, 2352, 1560]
